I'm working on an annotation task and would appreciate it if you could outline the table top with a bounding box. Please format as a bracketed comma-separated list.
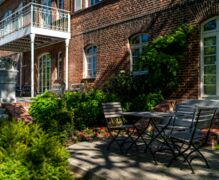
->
[122, 111, 174, 118]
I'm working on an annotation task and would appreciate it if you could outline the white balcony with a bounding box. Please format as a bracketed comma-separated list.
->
[0, 2, 71, 52]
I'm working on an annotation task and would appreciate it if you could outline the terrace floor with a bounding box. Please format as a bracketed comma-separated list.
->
[68, 140, 219, 180]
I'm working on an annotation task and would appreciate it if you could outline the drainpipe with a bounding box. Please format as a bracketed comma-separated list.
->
[65, 38, 70, 90]
[30, 33, 35, 98]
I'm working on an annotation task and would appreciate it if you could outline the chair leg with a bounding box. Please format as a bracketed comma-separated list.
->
[107, 129, 123, 152]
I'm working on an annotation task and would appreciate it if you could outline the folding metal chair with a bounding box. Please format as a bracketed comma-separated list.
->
[167, 106, 217, 173]
[102, 102, 138, 153]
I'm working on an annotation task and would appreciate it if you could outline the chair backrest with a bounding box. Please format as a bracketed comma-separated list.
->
[191, 106, 217, 143]
[173, 104, 197, 129]
[102, 102, 123, 119]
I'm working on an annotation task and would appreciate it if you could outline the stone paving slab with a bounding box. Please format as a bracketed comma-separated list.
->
[68, 141, 219, 180]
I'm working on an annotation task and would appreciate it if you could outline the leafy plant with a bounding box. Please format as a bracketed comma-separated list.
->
[139, 24, 194, 95]
[63, 89, 117, 130]
[0, 120, 71, 179]
[29, 91, 74, 140]
[103, 24, 193, 111]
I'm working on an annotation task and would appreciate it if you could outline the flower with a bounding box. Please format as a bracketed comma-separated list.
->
[95, 132, 99, 137]
[79, 131, 85, 137]
[104, 132, 110, 138]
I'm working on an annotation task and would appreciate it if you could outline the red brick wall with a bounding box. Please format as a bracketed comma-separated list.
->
[1, 0, 219, 100]
[69, 0, 219, 100]
[22, 42, 65, 92]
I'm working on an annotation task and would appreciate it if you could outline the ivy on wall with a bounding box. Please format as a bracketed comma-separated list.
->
[138, 24, 194, 96]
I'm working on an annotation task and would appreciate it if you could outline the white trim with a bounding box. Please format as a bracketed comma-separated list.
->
[129, 33, 150, 75]
[84, 45, 97, 79]
[200, 17, 219, 98]
[31, 27, 70, 39]
[30, 33, 35, 97]
[38, 52, 52, 93]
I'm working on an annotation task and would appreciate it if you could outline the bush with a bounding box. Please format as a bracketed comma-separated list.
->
[29, 91, 74, 139]
[131, 92, 164, 111]
[63, 89, 117, 130]
[103, 72, 148, 102]
[0, 120, 71, 179]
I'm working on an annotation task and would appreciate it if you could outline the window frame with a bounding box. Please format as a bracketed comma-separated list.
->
[84, 45, 97, 79]
[201, 17, 219, 98]
[74, 0, 82, 12]
[38, 53, 52, 93]
[86, 0, 102, 8]
[129, 33, 150, 75]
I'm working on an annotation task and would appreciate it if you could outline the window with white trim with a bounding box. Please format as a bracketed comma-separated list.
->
[201, 17, 219, 97]
[74, 0, 82, 11]
[129, 34, 150, 75]
[84, 45, 97, 79]
[38, 53, 52, 93]
[87, 0, 102, 7]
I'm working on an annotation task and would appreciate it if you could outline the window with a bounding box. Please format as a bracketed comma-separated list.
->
[201, 17, 219, 97]
[129, 34, 150, 75]
[57, 52, 62, 80]
[57, 0, 64, 9]
[88, 0, 102, 6]
[84, 45, 97, 78]
[38, 53, 52, 93]
[74, 0, 82, 11]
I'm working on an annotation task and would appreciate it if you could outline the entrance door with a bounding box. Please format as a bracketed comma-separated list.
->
[38, 53, 52, 93]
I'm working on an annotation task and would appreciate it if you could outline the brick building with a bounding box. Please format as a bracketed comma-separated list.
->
[0, 0, 218, 100]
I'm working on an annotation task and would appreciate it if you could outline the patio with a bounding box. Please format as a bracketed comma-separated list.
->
[68, 140, 219, 180]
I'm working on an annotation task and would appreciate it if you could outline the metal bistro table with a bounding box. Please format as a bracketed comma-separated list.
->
[121, 111, 174, 155]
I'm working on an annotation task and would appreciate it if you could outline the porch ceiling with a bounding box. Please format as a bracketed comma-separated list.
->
[0, 35, 64, 52]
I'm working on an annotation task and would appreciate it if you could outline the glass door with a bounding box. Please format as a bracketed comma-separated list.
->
[38, 54, 52, 93]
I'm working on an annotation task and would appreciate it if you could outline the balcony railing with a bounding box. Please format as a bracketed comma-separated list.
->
[0, 2, 70, 39]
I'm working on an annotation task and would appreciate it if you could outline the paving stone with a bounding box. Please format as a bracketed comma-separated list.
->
[68, 141, 219, 180]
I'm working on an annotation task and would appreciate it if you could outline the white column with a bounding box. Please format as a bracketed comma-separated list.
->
[19, 52, 23, 97]
[30, 33, 35, 98]
[65, 39, 70, 90]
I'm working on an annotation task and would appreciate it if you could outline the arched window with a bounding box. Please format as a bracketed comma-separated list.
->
[84, 45, 97, 78]
[129, 33, 150, 75]
[38, 53, 52, 93]
[201, 17, 219, 97]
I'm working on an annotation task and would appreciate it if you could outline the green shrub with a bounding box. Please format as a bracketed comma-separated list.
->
[0, 120, 71, 179]
[29, 91, 61, 127]
[139, 24, 194, 96]
[131, 92, 164, 111]
[63, 89, 116, 130]
[29, 91, 74, 139]
[103, 72, 148, 102]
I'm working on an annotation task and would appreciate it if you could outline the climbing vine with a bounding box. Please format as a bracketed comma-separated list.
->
[138, 24, 194, 95]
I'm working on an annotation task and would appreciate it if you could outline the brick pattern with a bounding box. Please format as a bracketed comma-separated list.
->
[2, 102, 32, 123]
[70, 0, 219, 100]
[0, 0, 219, 100]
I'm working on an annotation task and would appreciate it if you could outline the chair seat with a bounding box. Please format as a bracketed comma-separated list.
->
[157, 124, 191, 131]
[108, 124, 135, 130]
[170, 131, 204, 143]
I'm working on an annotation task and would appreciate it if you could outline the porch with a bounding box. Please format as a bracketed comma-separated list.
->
[0, 2, 71, 98]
